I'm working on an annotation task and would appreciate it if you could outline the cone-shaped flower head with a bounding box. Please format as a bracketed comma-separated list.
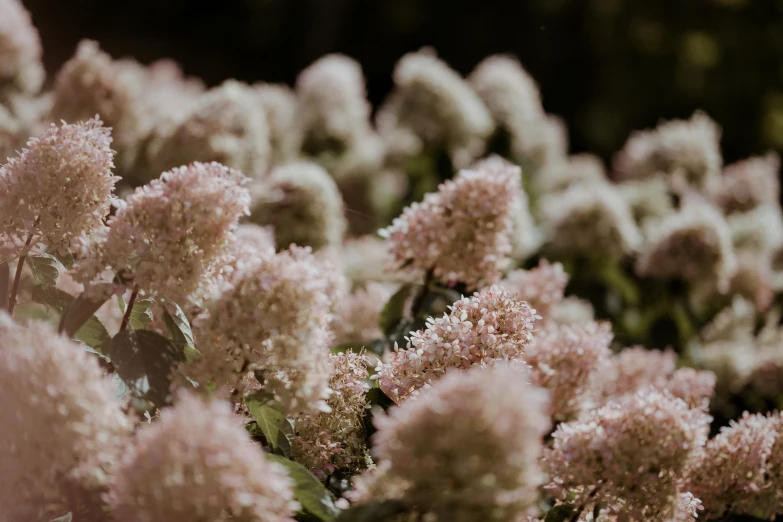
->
[0, 0, 44, 97]
[0, 117, 118, 253]
[500, 259, 568, 323]
[381, 160, 522, 290]
[110, 393, 297, 522]
[250, 161, 346, 251]
[196, 246, 334, 413]
[614, 111, 722, 193]
[377, 285, 538, 403]
[77, 161, 249, 303]
[370, 365, 550, 522]
[377, 48, 493, 169]
[0, 313, 132, 521]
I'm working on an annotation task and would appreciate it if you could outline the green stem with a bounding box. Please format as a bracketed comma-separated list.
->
[119, 286, 139, 332]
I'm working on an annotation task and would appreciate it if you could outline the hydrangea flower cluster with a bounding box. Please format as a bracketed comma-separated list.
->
[293, 351, 372, 476]
[77, 161, 250, 303]
[381, 160, 522, 289]
[196, 246, 336, 413]
[377, 286, 538, 403]
[500, 259, 568, 323]
[368, 365, 550, 522]
[110, 392, 298, 522]
[0, 117, 118, 253]
[0, 0, 43, 98]
[0, 313, 131, 521]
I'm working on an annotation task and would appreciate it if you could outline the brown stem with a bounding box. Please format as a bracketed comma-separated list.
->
[119, 287, 139, 332]
[7, 226, 38, 316]
[409, 268, 434, 318]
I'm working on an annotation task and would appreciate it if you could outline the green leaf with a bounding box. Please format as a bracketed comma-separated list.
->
[53, 250, 75, 270]
[13, 302, 57, 324]
[59, 283, 114, 339]
[331, 501, 407, 522]
[266, 454, 340, 521]
[544, 503, 576, 522]
[32, 285, 110, 350]
[0, 261, 9, 311]
[246, 399, 294, 457]
[129, 298, 155, 330]
[379, 283, 414, 337]
[26, 254, 64, 286]
[160, 298, 195, 350]
[106, 329, 186, 407]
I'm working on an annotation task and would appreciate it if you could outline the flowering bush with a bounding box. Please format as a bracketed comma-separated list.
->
[3, 2, 783, 520]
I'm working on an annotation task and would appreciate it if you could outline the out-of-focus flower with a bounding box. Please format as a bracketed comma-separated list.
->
[636, 196, 736, 292]
[51, 40, 150, 175]
[500, 259, 568, 324]
[685, 412, 778, 518]
[369, 365, 550, 522]
[381, 161, 521, 289]
[728, 204, 783, 257]
[0, 313, 131, 521]
[254, 83, 301, 165]
[546, 388, 711, 521]
[377, 48, 493, 169]
[527, 321, 612, 420]
[249, 161, 346, 251]
[294, 351, 372, 476]
[0, 0, 44, 98]
[617, 175, 676, 229]
[77, 161, 249, 304]
[540, 181, 642, 259]
[551, 295, 596, 326]
[469, 54, 561, 170]
[714, 153, 780, 214]
[148, 80, 270, 178]
[195, 246, 333, 413]
[473, 155, 540, 259]
[535, 153, 607, 194]
[110, 392, 297, 522]
[0, 117, 118, 253]
[377, 286, 538, 403]
[333, 282, 397, 345]
[613, 111, 722, 194]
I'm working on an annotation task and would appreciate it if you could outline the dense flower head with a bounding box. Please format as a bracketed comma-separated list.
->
[617, 175, 676, 227]
[333, 282, 397, 345]
[250, 161, 346, 250]
[148, 79, 270, 178]
[0, 0, 43, 97]
[685, 412, 777, 518]
[0, 313, 132, 521]
[381, 161, 521, 289]
[473, 155, 540, 259]
[714, 153, 780, 214]
[613, 111, 722, 193]
[50, 40, 149, 174]
[0, 117, 118, 253]
[636, 196, 737, 292]
[551, 295, 596, 326]
[296, 54, 373, 152]
[527, 321, 613, 420]
[540, 181, 642, 259]
[371, 365, 551, 522]
[521, 114, 570, 173]
[339, 234, 395, 284]
[500, 259, 568, 323]
[546, 388, 711, 520]
[77, 161, 249, 303]
[535, 153, 607, 194]
[110, 392, 297, 522]
[468, 55, 553, 167]
[602, 346, 678, 399]
[377, 285, 538, 403]
[728, 203, 783, 257]
[293, 351, 372, 476]
[254, 83, 301, 164]
[196, 246, 334, 413]
[377, 48, 493, 168]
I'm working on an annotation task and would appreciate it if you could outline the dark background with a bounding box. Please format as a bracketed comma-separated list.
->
[23, 0, 783, 165]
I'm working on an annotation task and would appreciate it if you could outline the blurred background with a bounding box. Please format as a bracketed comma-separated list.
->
[23, 0, 783, 164]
